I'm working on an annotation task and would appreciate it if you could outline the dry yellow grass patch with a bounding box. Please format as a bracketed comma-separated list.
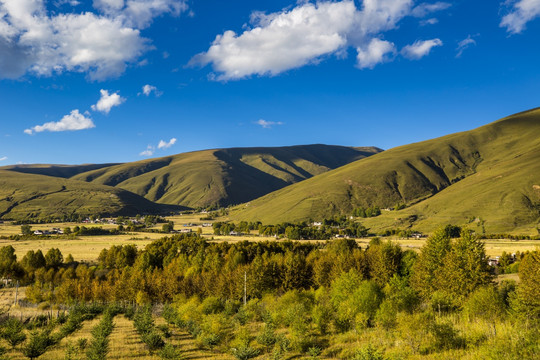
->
[108, 315, 156, 360]
[153, 317, 234, 360]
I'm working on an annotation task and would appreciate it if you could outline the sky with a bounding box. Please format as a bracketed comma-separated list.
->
[0, 0, 540, 165]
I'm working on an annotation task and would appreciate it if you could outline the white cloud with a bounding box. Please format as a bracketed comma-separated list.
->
[0, 0, 186, 80]
[140, 145, 155, 156]
[193, 1, 357, 80]
[411, 2, 451, 17]
[93, 0, 188, 29]
[456, 35, 476, 58]
[401, 38, 442, 59]
[420, 17, 438, 26]
[158, 137, 177, 149]
[501, 0, 540, 34]
[194, 0, 447, 79]
[141, 84, 162, 96]
[256, 119, 283, 129]
[0, 156, 7, 161]
[91, 89, 126, 114]
[356, 38, 395, 69]
[24, 109, 95, 134]
[54, 0, 81, 6]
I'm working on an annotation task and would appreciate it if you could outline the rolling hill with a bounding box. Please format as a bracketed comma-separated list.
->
[0, 163, 120, 178]
[0, 170, 181, 221]
[231, 108, 540, 233]
[69, 145, 381, 208]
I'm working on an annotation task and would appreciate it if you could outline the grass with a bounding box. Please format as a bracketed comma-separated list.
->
[230, 108, 540, 234]
[70, 145, 380, 209]
[0, 170, 180, 221]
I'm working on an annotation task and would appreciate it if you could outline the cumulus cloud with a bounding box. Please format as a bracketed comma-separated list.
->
[193, 0, 447, 79]
[91, 89, 126, 114]
[24, 109, 95, 134]
[140, 145, 155, 156]
[193, 1, 357, 80]
[500, 0, 540, 34]
[401, 38, 442, 59]
[0, 156, 7, 161]
[158, 137, 177, 149]
[93, 0, 187, 29]
[140, 84, 162, 96]
[356, 38, 395, 69]
[256, 119, 283, 129]
[0, 0, 186, 80]
[456, 35, 476, 57]
[411, 2, 451, 17]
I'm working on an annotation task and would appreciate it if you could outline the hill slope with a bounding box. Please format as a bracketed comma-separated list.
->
[0, 171, 181, 221]
[71, 145, 381, 208]
[231, 109, 540, 233]
[0, 163, 120, 178]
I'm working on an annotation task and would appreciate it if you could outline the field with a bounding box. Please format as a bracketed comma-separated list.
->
[1, 213, 538, 265]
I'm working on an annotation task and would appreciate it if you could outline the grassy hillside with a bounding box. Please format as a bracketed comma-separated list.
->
[0, 170, 181, 221]
[0, 163, 119, 178]
[71, 145, 381, 208]
[231, 108, 540, 233]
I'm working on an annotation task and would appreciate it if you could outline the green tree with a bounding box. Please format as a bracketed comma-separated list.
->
[21, 250, 46, 273]
[435, 230, 492, 304]
[21, 225, 32, 235]
[0, 318, 26, 348]
[0, 245, 17, 278]
[511, 250, 540, 319]
[45, 248, 63, 269]
[410, 226, 452, 299]
[162, 222, 174, 233]
[22, 330, 52, 360]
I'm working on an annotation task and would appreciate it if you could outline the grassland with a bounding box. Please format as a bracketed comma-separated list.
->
[0, 170, 181, 221]
[69, 145, 381, 209]
[231, 108, 540, 234]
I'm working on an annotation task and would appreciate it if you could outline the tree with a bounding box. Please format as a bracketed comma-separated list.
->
[162, 222, 174, 233]
[45, 248, 63, 269]
[0, 318, 26, 348]
[0, 246, 17, 278]
[410, 226, 452, 299]
[21, 250, 46, 273]
[22, 330, 52, 360]
[366, 240, 402, 286]
[511, 250, 540, 319]
[21, 225, 32, 235]
[434, 230, 492, 304]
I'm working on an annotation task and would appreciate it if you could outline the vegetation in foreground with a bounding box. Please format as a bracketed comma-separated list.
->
[0, 224, 538, 359]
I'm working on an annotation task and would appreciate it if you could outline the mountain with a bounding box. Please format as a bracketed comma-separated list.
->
[0, 170, 181, 221]
[0, 163, 119, 178]
[70, 145, 381, 208]
[230, 108, 540, 233]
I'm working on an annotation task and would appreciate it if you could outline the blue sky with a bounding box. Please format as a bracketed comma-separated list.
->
[0, 0, 539, 165]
